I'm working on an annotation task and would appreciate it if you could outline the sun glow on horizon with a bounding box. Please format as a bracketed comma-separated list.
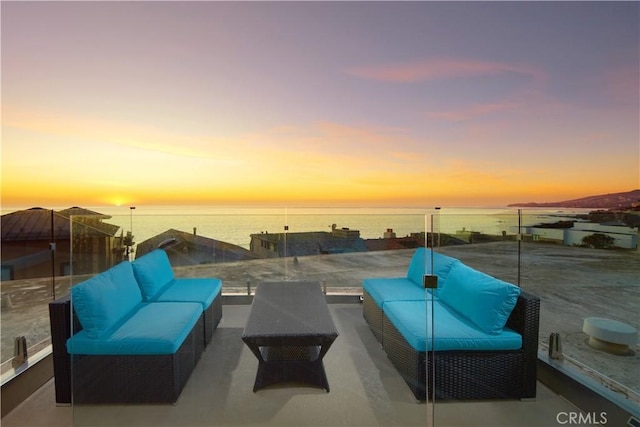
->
[2, 108, 636, 208]
[2, 112, 637, 209]
[2, 2, 638, 210]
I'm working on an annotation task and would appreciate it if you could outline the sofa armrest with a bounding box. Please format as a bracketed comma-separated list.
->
[506, 290, 540, 347]
[49, 294, 81, 404]
[49, 295, 72, 404]
[505, 290, 540, 398]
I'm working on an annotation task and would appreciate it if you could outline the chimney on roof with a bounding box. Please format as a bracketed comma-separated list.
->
[193, 227, 197, 236]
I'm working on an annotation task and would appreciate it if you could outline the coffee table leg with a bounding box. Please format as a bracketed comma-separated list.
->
[251, 359, 330, 392]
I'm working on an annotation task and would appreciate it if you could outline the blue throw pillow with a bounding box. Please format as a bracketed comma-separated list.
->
[71, 261, 142, 339]
[132, 249, 175, 299]
[438, 262, 520, 335]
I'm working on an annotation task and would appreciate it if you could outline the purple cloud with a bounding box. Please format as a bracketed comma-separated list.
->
[346, 58, 546, 83]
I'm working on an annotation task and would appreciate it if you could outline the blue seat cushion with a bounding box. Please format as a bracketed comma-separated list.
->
[67, 302, 202, 355]
[384, 300, 522, 352]
[132, 249, 175, 300]
[438, 262, 521, 335]
[71, 261, 142, 339]
[363, 277, 429, 309]
[155, 278, 222, 310]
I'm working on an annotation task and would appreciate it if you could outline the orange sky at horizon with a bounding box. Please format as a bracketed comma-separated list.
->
[2, 2, 638, 210]
[2, 103, 636, 209]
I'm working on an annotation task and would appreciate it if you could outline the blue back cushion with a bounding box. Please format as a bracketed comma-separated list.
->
[406, 248, 459, 290]
[132, 249, 175, 300]
[438, 262, 520, 335]
[71, 261, 142, 339]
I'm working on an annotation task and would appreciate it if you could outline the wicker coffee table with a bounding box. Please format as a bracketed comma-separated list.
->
[242, 281, 339, 392]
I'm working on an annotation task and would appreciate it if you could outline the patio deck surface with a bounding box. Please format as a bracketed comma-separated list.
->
[3, 303, 592, 427]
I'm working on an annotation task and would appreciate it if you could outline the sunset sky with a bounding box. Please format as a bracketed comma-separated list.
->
[2, 1, 638, 209]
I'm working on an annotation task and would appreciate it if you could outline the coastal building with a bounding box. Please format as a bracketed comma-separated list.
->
[454, 227, 482, 243]
[136, 228, 259, 266]
[249, 227, 460, 256]
[250, 226, 366, 258]
[524, 222, 638, 249]
[364, 229, 425, 251]
[1, 207, 122, 280]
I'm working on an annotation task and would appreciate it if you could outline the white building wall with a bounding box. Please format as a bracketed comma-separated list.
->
[572, 222, 636, 235]
[523, 224, 638, 249]
[526, 227, 565, 242]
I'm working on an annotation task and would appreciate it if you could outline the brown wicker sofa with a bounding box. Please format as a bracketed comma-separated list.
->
[363, 248, 540, 401]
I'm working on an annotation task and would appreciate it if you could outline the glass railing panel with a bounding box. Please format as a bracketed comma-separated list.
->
[267, 208, 428, 293]
[82, 208, 289, 294]
[0, 208, 67, 379]
[93, 207, 430, 294]
[432, 209, 639, 414]
[520, 209, 640, 411]
[66, 208, 129, 412]
[435, 209, 522, 283]
[66, 207, 434, 425]
[52, 206, 638, 424]
[431, 211, 522, 417]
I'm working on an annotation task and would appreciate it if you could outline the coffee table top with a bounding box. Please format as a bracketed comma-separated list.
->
[242, 281, 339, 339]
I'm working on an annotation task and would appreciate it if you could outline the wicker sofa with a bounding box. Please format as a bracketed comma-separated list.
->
[49, 250, 222, 404]
[363, 248, 540, 401]
[131, 249, 223, 346]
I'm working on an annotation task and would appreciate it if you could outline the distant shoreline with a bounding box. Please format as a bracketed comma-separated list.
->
[508, 189, 639, 209]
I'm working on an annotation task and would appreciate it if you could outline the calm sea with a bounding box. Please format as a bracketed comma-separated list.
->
[16, 206, 588, 250]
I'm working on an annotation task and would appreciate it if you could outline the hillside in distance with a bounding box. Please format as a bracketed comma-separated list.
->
[508, 189, 640, 209]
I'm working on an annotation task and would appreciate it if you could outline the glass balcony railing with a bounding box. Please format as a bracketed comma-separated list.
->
[1, 206, 638, 419]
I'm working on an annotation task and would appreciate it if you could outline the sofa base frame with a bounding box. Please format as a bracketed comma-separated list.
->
[362, 290, 384, 344]
[49, 292, 222, 404]
[364, 290, 540, 401]
[383, 314, 525, 400]
[204, 293, 223, 346]
[71, 316, 204, 404]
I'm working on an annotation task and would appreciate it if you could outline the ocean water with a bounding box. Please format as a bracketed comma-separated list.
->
[65, 206, 590, 250]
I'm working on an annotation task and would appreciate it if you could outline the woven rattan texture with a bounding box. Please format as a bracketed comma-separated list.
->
[260, 345, 320, 361]
[69, 315, 204, 404]
[362, 290, 384, 344]
[374, 292, 540, 401]
[204, 293, 223, 346]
